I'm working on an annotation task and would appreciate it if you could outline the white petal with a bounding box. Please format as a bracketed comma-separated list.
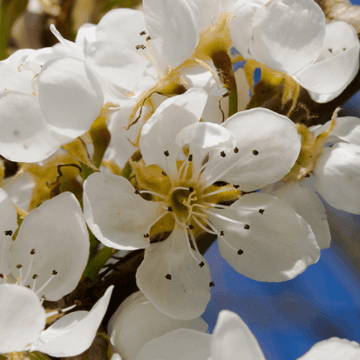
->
[315, 143, 360, 214]
[266, 182, 331, 249]
[110, 291, 208, 360]
[0, 284, 46, 353]
[143, 0, 199, 68]
[135, 328, 212, 360]
[202, 108, 300, 191]
[176, 122, 236, 172]
[211, 310, 265, 360]
[0, 93, 60, 162]
[325, 116, 360, 146]
[249, 0, 325, 74]
[33, 285, 113, 357]
[85, 41, 158, 94]
[83, 173, 164, 250]
[0, 189, 18, 275]
[293, 22, 359, 98]
[38, 57, 104, 141]
[10, 192, 89, 301]
[136, 222, 212, 320]
[190, 0, 221, 31]
[96, 8, 146, 50]
[140, 88, 208, 177]
[298, 338, 360, 360]
[75, 23, 97, 48]
[230, 0, 267, 58]
[209, 193, 319, 282]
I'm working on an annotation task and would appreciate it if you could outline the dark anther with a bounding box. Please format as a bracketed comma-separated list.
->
[0, 274, 3, 278]
[219, 231, 224, 236]
[58, 309, 63, 314]
[234, 147, 239, 153]
[188, 154, 193, 162]
[244, 224, 250, 230]
[259, 209, 265, 214]
[41, 295, 47, 300]
[328, 48, 333, 53]
[136, 45, 142, 50]
[199, 261, 205, 268]
[162, 171, 167, 176]
[237, 249, 244, 255]
[165, 274, 172, 280]
[52, 270, 58, 275]
[140, 31, 146, 35]
[343, 48, 346, 51]
[189, 225, 194, 230]
[305, 173, 311, 178]
[252, 150, 259, 155]
[233, 185, 240, 189]
[4, 230, 12, 236]
[32, 274, 38, 279]
[30, 249, 36, 255]
[164, 150, 170, 157]
[25, 285, 30, 288]
[16, 264, 22, 269]
[167, 207, 173, 212]
[189, 187, 194, 192]
[144, 233, 150, 238]
[146, 36, 151, 41]
[209, 281, 215, 287]
[134, 189, 140, 194]
[220, 151, 226, 157]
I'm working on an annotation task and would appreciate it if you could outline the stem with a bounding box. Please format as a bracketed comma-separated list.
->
[212, 50, 238, 118]
[82, 246, 117, 280]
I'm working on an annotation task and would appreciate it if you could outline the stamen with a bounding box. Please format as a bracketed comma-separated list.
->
[252, 150, 259, 155]
[4, 230, 12, 236]
[202, 209, 245, 225]
[209, 282, 215, 287]
[200, 187, 236, 199]
[188, 227, 204, 266]
[164, 150, 170, 157]
[143, 209, 170, 240]
[140, 31, 146, 36]
[32, 274, 38, 291]
[165, 274, 172, 280]
[259, 209, 265, 214]
[35, 270, 58, 295]
[138, 190, 166, 199]
[45, 304, 76, 319]
[181, 223, 203, 265]
[220, 151, 226, 157]
[234, 147, 239, 153]
[178, 158, 190, 181]
[192, 215, 217, 235]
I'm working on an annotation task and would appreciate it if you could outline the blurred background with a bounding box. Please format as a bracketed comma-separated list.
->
[1, 0, 360, 359]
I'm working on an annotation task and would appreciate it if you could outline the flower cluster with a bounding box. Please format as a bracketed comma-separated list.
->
[0, 0, 360, 358]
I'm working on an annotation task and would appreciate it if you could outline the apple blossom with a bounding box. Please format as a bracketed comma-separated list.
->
[83, 88, 320, 320]
[230, 0, 360, 103]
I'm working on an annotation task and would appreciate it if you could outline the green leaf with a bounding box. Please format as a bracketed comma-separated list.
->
[28, 351, 51, 360]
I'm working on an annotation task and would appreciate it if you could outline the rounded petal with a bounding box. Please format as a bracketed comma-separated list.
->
[202, 108, 301, 191]
[211, 310, 266, 360]
[75, 23, 96, 48]
[230, 0, 267, 58]
[209, 193, 319, 282]
[0, 93, 60, 162]
[268, 182, 331, 249]
[85, 41, 157, 94]
[32, 286, 114, 357]
[0, 189, 18, 275]
[135, 328, 212, 360]
[140, 88, 208, 177]
[293, 22, 359, 98]
[0, 284, 46, 353]
[136, 223, 212, 320]
[10, 192, 89, 301]
[83, 173, 164, 250]
[298, 338, 360, 360]
[110, 291, 208, 360]
[326, 116, 360, 146]
[38, 57, 104, 141]
[176, 122, 236, 172]
[315, 143, 360, 214]
[96, 8, 146, 50]
[143, 0, 199, 68]
[249, 0, 325, 74]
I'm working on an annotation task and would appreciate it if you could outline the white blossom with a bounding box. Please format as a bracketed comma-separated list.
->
[83, 89, 319, 320]
[230, 0, 360, 103]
